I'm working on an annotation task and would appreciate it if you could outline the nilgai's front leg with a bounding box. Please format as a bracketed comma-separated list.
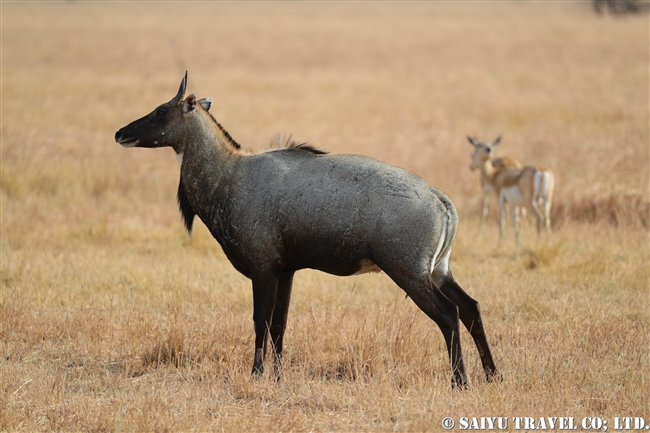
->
[270, 271, 295, 379]
[251, 271, 280, 376]
[437, 272, 501, 382]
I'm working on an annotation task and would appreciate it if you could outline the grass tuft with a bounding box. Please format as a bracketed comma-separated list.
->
[521, 240, 566, 270]
[552, 191, 649, 228]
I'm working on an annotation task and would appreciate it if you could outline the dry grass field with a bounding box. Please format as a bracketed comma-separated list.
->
[2, 2, 648, 431]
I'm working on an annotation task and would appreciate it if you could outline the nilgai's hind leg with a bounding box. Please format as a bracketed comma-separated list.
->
[269, 271, 294, 379]
[436, 271, 502, 383]
[387, 271, 468, 389]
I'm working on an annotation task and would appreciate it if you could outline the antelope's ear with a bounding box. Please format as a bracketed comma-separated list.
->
[183, 94, 197, 115]
[198, 98, 212, 111]
[492, 135, 503, 146]
[467, 136, 479, 147]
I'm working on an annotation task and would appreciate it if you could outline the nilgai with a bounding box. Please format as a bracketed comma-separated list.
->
[468, 135, 554, 245]
[115, 72, 501, 388]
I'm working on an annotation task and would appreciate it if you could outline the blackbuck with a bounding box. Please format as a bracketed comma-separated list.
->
[115, 72, 501, 388]
[468, 136, 554, 245]
[467, 135, 523, 229]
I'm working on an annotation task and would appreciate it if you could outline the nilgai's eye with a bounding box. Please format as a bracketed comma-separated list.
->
[156, 108, 167, 117]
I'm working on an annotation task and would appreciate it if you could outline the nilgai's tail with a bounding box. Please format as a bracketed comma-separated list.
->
[429, 191, 459, 276]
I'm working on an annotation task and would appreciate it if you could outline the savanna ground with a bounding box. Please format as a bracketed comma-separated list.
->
[1, 2, 648, 431]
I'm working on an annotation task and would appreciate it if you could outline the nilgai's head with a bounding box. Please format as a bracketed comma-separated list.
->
[115, 71, 212, 153]
[467, 135, 501, 171]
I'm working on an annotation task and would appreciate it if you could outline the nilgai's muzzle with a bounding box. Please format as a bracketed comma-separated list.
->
[114, 130, 138, 147]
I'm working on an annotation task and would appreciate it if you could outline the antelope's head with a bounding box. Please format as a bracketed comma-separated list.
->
[115, 71, 212, 153]
[467, 135, 501, 171]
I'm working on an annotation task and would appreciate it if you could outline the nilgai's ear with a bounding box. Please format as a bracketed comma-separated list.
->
[491, 135, 503, 146]
[467, 136, 479, 147]
[183, 94, 197, 114]
[198, 97, 212, 111]
[171, 71, 188, 106]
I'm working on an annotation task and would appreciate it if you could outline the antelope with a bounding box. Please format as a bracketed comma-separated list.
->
[467, 135, 523, 230]
[468, 135, 554, 245]
[115, 72, 501, 388]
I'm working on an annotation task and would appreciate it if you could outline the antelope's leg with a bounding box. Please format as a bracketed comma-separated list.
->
[544, 175, 554, 237]
[270, 271, 295, 379]
[498, 194, 507, 239]
[437, 271, 501, 382]
[479, 189, 490, 231]
[250, 271, 280, 376]
[387, 270, 468, 389]
[512, 205, 520, 246]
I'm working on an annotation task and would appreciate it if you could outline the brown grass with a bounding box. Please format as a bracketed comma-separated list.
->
[2, 2, 648, 431]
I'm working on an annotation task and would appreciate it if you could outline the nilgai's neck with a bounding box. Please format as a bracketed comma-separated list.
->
[179, 117, 243, 225]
